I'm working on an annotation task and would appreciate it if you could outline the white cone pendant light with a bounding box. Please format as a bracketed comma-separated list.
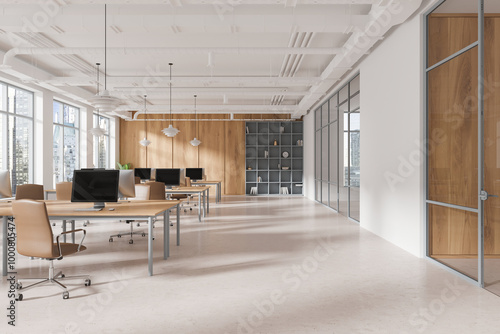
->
[162, 63, 180, 137]
[89, 62, 107, 137]
[190, 94, 201, 146]
[139, 94, 151, 147]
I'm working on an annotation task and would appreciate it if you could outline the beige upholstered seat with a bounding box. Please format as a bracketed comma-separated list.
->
[15, 184, 44, 200]
[12, 200, 90, 301]
[55, 182, 72, 200]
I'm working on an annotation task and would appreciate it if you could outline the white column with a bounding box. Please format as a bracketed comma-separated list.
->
[34, 89, 53, 189]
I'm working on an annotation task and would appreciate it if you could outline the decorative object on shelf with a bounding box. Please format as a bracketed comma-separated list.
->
[88, 5, 122, 113]
[162, 63, 180, 137]
[139, 94, 152, 147]
[281, 166, 289, 170]
[247, 167, 252, 170]
[280, 126, 285, 134]
[246, 126, 249, 134]
[258, 176, 262, 182]
[273, 139, 278, 146]
[278, 163, 281, 169]
[297, 139, 303, 146]
[250, 187, 258, 195]
[89, 63, 107, 137]
[190, 95, 201, 146]
[264, 150, 269, 158]
[280, 187, 289, 194]
[282, 151, 289, 159]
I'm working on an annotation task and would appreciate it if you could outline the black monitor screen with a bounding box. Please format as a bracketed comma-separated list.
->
[155, 169, 180, 186]
[71, 170, 120, 203]
[134, 168, 151, 180]
[185, 168, 203, 181]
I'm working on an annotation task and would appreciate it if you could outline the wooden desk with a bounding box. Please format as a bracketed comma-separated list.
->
[0, 200, 181, 277]
[165, 186, 210, 222]
[192, 180, 222, 203]
[44, 189, 56, 200]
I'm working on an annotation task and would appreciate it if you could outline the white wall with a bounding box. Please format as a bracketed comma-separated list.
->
[303, 111, 315, 200]
[359, 13, 424, 257]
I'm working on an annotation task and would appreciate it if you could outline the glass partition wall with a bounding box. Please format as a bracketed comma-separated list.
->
[426, 0, 500, 295]
[315, 74, 360, 221]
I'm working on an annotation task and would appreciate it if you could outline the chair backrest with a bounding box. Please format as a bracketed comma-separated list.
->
[55, 182, 72, 201]
[147, 181, 166, 200]
[15, 184, 44, 200]
[134, 176, 141, 184]
[185, 177, 191, 187]
[12, 200, 55, 258]
[132, 184, 150, 201]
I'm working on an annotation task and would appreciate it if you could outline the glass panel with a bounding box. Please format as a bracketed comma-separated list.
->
[0, 83, 6, 111]
[484, 4, 500, 296]
[349, 187, 360, 221]
[0, 113, 3, 169]
[350, 113, 360, 131]
[322, 181, 328, 206]
[53, 101, 62, 124]
[95, 133, 109, 168]
[428, 0, 478, 67]
[329, 183, 338, 211]
[53, 125, 63, 184]
[350, 75, 360, 96]
[350, 93, 360, 112]
[428, 48, 478, 208]
[349, 131, 360, 187]
[315, 130, 321, 179]
[63, 127, 78, 182]
[12, 88, 33, 117]
[429, 204, 478, 280]
[329, 121, 338, 183]
[321, 127, 329, 181]
[322, 102, 329, 127]
[329, 96, 337, 121]
[9, 115, 32, 193]
[315, 181, 321, 202]
[63, 104, 79, 127]
[343, 127, 349, 187]
[339, 85, 348, 105]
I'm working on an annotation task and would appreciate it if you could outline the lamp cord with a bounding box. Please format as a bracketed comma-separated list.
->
[169, 63, 173, 126]
[104, 4, 107, 91]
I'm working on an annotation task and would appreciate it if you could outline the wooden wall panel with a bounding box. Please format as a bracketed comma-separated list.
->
[120, 119, 146, 168]
[172, 119, 198, 170]
[225, 121, 245, 195]
[147, 120, 173, 168]
[198, 121, 225, 197]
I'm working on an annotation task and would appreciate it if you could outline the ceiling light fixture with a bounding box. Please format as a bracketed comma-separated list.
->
[190, 94, 201, 147]
[162, 63, 180, 137]
[89, 4, 121, 113]
[139, 94, 152, 147]
[89, 62, 107, 137]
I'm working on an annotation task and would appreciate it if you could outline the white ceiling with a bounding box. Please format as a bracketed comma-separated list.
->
[0, 0, 424, 119]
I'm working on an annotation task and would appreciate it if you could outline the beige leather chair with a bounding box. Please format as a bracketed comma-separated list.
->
[134, 176, 141, 184]
[55, 182, 90, 233]
[109, 182, 166, 244]
[15, 184, 44, 200]
[170, 177, 196, 212]
[12, 200, 90, 301]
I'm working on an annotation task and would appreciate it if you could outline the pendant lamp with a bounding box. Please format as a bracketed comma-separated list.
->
[161, 63, 180, 137]
[139, 94, 151, 147]
[190, 94, 201, 146]
[89, 62, 107, 137]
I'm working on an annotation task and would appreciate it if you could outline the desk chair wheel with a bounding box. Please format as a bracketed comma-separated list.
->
[16, 294, 23, 301]
[85, 279, 91, 287]
[63, 292, 69, 299]
[52, 222, 56, 226]
[141, 233, 146, 237]
[60, 274, 65, 278]
[16, 282, 22, 289]
[117, 235, 122, 238]
[109, 237, 113, 242]
[129, 239, 134, 244]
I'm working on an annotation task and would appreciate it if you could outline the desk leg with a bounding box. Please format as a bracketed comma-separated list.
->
[203, 190, 206, 217]
[177, 204, 180, 246]
[2, 216, 7, 276]
[71, 220, 75, 244]
[207, 189, 210, 214]
[148, 217, 154, 276]
[62, 220, 67, 243]
[164, 210, 169, 260]
[198, 193, 202, 222]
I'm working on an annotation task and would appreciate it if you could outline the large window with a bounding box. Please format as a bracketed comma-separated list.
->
[53, 101, 80, 183]
[314, 74, 360, 221]
[0, 82, 34, 193]
[93, 114, 110, 168]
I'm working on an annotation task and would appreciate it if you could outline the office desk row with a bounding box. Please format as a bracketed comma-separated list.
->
[0, 200, 182, 277]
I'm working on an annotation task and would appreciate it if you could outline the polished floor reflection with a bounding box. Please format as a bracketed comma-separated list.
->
[1, 196, 500, 334]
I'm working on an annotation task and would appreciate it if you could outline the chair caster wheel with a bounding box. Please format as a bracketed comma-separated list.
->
[85, 279, 91, 286]
[16, 282, 22, 290]
[16, 294, 23, 301]
[170, 223, 174, 226]
[152, 237, 155, 241]
[141, 233, 146, 237]
[190, 208, 193, 211]
[117, 235, 121, 238]
[61, 274, 65, 278]
[109, 238, 113, 242]
[137, 223, 140, 227]
[184, 209, 187, 212]
[63, 292, 69, 299]
[129, 240, 134, 244]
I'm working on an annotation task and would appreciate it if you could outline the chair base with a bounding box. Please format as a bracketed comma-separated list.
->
[109, 220, 153, 244]
[16, 260, 90, 301]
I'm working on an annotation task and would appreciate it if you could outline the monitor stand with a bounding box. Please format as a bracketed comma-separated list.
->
[75, 202, 105, 212]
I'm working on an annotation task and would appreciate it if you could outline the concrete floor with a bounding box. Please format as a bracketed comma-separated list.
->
[1, 196, 500, 334]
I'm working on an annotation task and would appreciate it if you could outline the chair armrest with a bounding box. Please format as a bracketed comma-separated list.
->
[55, 229, 87, 257]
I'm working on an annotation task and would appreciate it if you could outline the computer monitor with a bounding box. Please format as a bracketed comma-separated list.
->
[118, 170, 136, 199]
[71, 169, 120, 210]
[185, 168, 203, 181]
[155, 169, 181, 187]
[134, 168, 151, 181]
[0, 170, 12, 198]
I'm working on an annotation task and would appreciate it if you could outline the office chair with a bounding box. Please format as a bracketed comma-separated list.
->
[15, 184, 44, 200]
[12, 200, 90, 301]
[55, 182, 90, 231]
[134, 176, 141, 184]
[109, 183, 164, 244]
[170, 177, 196, 212]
